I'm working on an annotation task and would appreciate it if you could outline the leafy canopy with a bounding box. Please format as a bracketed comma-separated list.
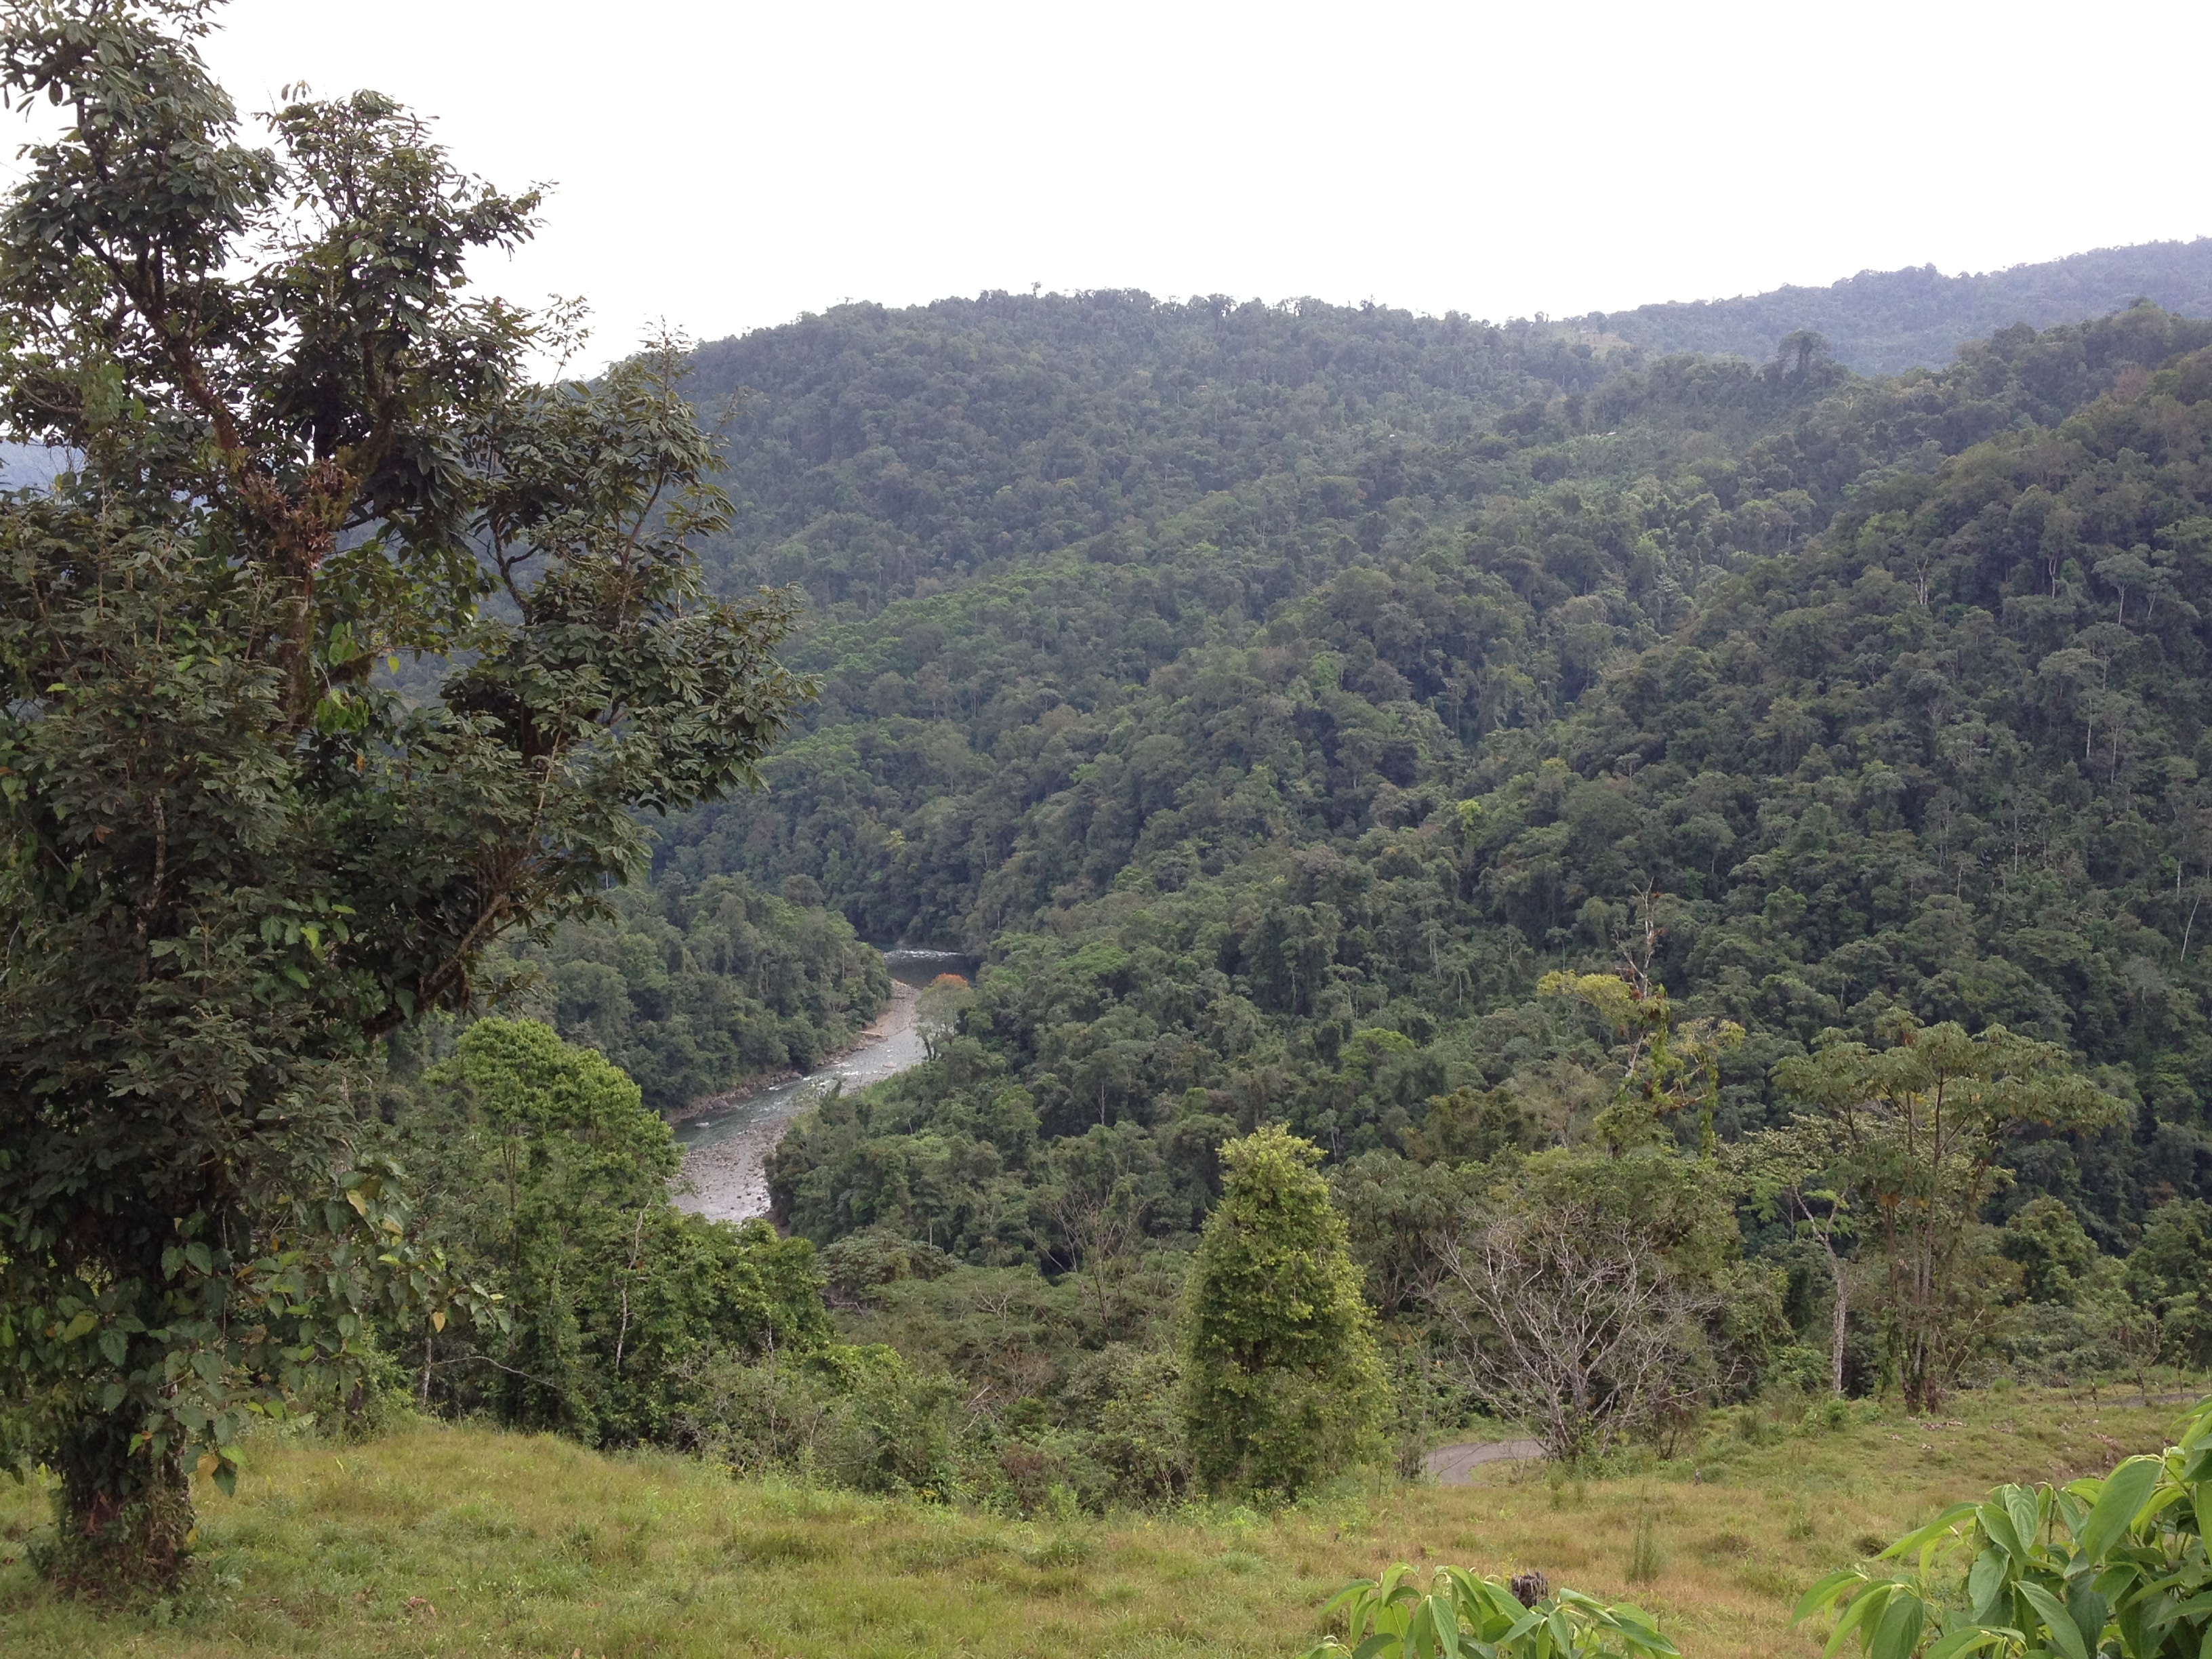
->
[1774, 1019, 2124, 1408]
[1181, 1124, 1385, 1497]
[388, 1019, 830, 1446]
[0, 0, 804, 1582]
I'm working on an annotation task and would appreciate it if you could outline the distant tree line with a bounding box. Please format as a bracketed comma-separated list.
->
[1577, 239, 2212, 373]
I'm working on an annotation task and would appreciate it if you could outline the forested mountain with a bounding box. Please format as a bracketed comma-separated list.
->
[682, 292, 1619, 613]
[33, 0, 2212, 1579]
[648, 299, 2212, 1269]
[1578, 239, 2212, 374]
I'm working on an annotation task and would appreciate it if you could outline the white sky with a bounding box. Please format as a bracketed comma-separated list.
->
[167, 0, 2212, 363]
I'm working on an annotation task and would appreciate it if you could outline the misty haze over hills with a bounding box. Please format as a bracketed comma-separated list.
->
[1576, 238, 2212, 373]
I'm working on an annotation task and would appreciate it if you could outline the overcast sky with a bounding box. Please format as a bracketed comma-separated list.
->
[178, 0, 2212, 364]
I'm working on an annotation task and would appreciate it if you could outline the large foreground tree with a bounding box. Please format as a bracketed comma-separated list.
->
[0, 0, 804, 1587]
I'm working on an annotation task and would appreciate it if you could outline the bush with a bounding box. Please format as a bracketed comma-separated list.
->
[1181, 1126, 1387, 1498]
[384, 1020, 832, 1446]
[1306, 1563, 1678, 1659]
[816, 1346, 964, 1499]
[665, 1340, 963, 1500]
[1062, 1345, 1194, 1506]
[1798, 1396, 2212, 1659]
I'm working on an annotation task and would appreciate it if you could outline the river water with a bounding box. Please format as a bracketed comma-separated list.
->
[670, 949, 972, 1223]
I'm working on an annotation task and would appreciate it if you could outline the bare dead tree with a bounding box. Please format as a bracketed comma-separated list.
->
[1427, 1202, 1720, 1462]
[1045, 1143, 1149, 1334]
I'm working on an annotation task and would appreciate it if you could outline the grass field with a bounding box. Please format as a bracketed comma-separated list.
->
[0, 1387, 2193, 1658]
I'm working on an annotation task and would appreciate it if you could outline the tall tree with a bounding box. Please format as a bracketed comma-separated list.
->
[0, 0, 803, 1586]
[1733, 1120, 1856, 1397]
[1540, 944, 1744, 1158]
[1774, 1019, 2123, 1411]
[391, 1019, 830, 1443]
[1181, 1125, 1385, 1497]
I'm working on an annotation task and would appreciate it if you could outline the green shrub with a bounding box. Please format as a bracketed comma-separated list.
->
[817, 1346, 963, 1500]
[1798, 1395, 2212, 1659]
[385, 1019, 832, 1446]
[1307, 1565, 1678, 1659]
[1181, 1126, 1386, 1498]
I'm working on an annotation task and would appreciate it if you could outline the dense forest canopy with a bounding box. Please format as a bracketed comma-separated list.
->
[447, 876, 889, 1117]
[642, 300, 2212, 1278]
[680, 290, 1616, 614]
[1575, 239, 2212, 375]
[25, 5, 2212, 1604]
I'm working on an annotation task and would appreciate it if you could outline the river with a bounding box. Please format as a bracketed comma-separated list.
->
[670, 949, 972, 1223]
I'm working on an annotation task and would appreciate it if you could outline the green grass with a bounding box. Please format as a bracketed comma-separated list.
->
[0, 1387, 2193, 1658]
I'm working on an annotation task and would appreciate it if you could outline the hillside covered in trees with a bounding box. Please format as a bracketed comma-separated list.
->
[1575, 239, 2212, 373]
[652, 298, 2212, 1288]
[24, 5, 2212, 1628]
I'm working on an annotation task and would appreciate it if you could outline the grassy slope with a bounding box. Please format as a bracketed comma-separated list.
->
[0, 1389, 2192, 1658]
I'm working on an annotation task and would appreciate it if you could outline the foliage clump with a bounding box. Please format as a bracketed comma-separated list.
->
[1428, 1145, 1780, 1461]
[1799, 1395, 2212, 1659]
[1307, 1561, 1678, 1659]
[384, 1019, 829, 1443]
[1181, 1126, 1385, 1497]
[1774, 1018, 2125, 1410]
[0, 0, 802, 1586]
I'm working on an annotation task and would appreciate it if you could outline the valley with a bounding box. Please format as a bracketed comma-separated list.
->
[7, 7, 2212, 1654]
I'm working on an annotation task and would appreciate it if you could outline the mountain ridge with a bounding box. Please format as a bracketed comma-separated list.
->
[1574, 238, 2212, 373]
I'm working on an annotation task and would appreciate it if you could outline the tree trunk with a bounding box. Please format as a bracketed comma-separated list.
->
[41, 1411, 194, 1595]
[1902, 1331, 1939, 1414]
[1827, 1250, 1849, 1398]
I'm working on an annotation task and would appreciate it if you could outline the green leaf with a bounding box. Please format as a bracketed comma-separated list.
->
[1890, 1504, 1979, 1559]
[1798, 1570, 1870, 1624]
[1980, 1500, 2027, 1561]
[1408, 1598, 1441, 1658]
[1868, 1593, 1927, 1659]
[1432, 1593, 1462, 1659]
[1500, 1609, 1544, 1647]
[2081, 1459, 2163, 1561]
[1322, 1582, 1372, 1622]
[1826, 1586, 1891, 1659]
[2091, 1561, 2141, 1605]
[2020, 1582, 2087, 1659]
[1969, 1549, 2009, 1618]
[1925, 1629, 2006, 1659]
[2063, 1584, 2105, 1655]
[2116, 1592, 2161, 1659]
[97, 1328, 127, 1366]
